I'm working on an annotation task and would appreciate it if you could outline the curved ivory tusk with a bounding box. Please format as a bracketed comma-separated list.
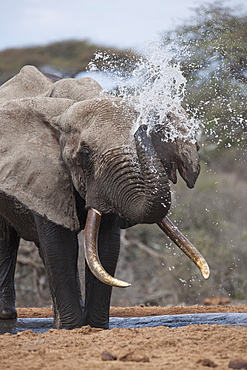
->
[157, 217, 210, 279]
[84, 208, 131, 288]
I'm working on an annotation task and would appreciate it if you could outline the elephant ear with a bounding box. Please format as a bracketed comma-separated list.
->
[0, 97, 81, 231]
[151, 126, 200, 188]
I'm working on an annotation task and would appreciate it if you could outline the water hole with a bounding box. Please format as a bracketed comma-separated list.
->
[0, 313, 247, 335]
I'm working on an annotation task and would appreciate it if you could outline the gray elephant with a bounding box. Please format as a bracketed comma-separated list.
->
[0, 66, 209, 329]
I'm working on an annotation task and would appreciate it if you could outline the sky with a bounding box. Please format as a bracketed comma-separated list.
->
[1, 0, 246, 52]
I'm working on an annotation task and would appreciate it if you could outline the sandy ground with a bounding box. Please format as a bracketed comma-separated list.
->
[0, 304, 247, 369]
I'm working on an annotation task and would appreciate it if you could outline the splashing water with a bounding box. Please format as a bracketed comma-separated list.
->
[88, 43, 200, 142]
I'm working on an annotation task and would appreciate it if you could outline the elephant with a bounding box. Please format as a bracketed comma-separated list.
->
[0, 65, 209, 329]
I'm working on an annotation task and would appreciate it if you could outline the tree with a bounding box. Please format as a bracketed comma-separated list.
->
[163, 1, 247, 148]
[0, 39, 138, 85]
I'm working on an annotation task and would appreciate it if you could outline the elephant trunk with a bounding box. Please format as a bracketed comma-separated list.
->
[86, 125, 170, 226]
[130, 124, 171, 224]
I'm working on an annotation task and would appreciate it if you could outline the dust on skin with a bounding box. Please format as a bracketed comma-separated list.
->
[0, 305, 246, 369]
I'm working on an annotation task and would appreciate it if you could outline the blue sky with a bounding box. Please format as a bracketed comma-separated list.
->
[1, 0, 246, 52]
[0, 0, 244, 325]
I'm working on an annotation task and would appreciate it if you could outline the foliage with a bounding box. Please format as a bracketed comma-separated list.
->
[162, 1, 247, 148]
[0, 39, 138, 85]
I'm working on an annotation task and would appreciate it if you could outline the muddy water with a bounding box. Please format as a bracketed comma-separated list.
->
[1, 312, 247, 335]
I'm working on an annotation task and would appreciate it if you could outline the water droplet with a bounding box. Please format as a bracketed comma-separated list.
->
[88, 43, 200, 142]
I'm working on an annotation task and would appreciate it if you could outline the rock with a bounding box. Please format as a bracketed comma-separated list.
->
[197, 358, 217, 367]
[101, 350, 117, 361]
[119, 351, 149, 362]
[228, 359, 247, 369]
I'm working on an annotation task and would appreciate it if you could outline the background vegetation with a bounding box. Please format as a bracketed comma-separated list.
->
[1, 1, 246, 307]
[163, 1, 247, 148]
[0, 39, 137, 85]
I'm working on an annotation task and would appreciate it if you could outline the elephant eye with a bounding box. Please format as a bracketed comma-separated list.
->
[77, 145, 92, 168]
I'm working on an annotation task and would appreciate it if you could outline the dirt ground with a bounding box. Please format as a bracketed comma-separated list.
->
[0, 304, 247, 370]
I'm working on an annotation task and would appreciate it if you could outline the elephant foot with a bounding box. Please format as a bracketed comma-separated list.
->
[0, 307, 17, 319]
[84, 315, 109, 329]
[53, 319, 84, 330]
[53, 311, 84, 330]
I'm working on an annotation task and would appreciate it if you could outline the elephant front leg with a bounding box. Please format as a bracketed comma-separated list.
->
[0, 216, 20, 319]
[34, 215, 84, 329]
[84, 214, 120, 329]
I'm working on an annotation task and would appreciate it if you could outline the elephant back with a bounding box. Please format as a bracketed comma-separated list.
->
[0, 65, 52, 104]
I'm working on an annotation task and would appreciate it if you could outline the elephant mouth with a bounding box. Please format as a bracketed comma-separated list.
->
[84, 208, 210, 287]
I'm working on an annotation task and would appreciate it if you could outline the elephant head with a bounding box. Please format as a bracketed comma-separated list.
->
[49, 95, 207, 285]
[55, 97, 173, 226]
[0, 66, 209, 291]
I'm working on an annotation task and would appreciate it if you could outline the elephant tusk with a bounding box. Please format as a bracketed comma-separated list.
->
[84, 208, 131, 288]
[157, 217, 210, 279]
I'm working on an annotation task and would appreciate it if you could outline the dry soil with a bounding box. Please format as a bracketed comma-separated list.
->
[0, 305, 247, 369]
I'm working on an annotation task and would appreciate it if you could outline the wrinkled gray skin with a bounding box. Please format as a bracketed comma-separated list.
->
[0, 66, 200, 329]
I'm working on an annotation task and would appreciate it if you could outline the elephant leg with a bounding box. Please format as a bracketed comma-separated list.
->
[0, 216, 20, 319]
[84, 214, 120, 329]
[34, 214, 84, 329]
